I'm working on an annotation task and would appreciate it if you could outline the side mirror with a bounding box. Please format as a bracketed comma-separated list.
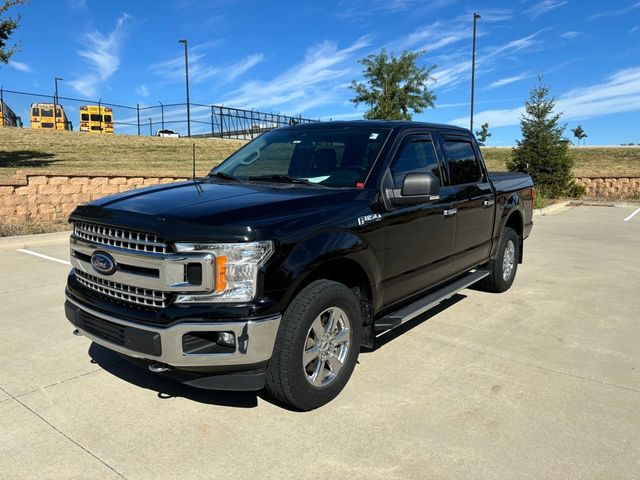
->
[386, 172, 441, 206]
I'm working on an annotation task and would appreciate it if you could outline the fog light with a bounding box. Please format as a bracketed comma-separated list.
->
[216, 332, 235, 347]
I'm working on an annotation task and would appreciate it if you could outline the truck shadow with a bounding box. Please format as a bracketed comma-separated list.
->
[88, 343, 261, 408]
[366, 294, 467, 352]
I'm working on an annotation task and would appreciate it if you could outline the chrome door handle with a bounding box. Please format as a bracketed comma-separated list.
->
[443, 208, 457, 217]
[483, 199, 495, 207]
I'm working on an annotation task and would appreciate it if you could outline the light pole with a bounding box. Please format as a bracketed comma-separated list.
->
[470, 13, 480, 132]
[178, 39, 191, 137]
[54, 77, 63, 130]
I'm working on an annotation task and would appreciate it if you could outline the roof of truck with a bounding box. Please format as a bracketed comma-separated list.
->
[284, 119, 471, 133]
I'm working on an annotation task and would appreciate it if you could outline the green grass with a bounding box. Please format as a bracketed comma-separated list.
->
[481, 146, 640, 177]
[0, 127, 246, 182]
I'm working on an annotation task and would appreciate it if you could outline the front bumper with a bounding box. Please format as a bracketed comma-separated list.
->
[65, 296, 281, 370]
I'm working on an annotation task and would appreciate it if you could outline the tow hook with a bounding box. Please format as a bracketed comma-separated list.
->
[72, 329, 82, 337]
[148, 362, 172, 373]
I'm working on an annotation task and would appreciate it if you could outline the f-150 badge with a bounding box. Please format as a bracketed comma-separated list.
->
[357, 213, 382, 226]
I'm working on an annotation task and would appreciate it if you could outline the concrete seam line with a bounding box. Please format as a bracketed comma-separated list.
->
[16, 249, 71, 266]
[0, 385, 127, 479]
[623, 207, 640, 222]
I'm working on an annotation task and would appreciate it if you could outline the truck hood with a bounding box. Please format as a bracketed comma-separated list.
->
[71, 179, 371, 242]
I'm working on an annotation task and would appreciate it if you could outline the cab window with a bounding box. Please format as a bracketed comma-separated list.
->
[390, 135, 441, 188]
[443, 140, 482, 185]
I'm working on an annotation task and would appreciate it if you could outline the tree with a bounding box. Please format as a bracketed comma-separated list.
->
[507, 75, 574, 197]
[349, 49, 436, 120]
[571, 124, 587, 145]
[475, 122, 491, 144]
[1, 0, 27, 64]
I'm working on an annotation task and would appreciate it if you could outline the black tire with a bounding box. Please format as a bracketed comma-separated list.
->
[265, 279, 362, 410]
[476, 227, 520, 293]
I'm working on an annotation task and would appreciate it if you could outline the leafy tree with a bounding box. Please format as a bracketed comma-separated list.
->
[475, 122, 491, 144]
[349, 49, 436, 120]
[571, 124, 587, 145]
[0, 0, 27, 64]
[507, 75, 574, 197]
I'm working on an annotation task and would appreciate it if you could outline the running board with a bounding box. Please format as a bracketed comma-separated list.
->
[374, 269, 490, 332]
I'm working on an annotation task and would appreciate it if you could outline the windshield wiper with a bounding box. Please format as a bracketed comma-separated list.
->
[209, 171, 240, 181]
[248, 174, 319, 186]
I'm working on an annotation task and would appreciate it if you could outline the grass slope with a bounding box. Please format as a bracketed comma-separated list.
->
[1, 128, 639, 182]
[0, 127, 245, 182]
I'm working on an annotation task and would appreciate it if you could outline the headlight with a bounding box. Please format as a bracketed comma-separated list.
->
[173, 241, 273, 303]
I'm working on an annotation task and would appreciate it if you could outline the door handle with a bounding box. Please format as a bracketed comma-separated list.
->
[443, 208, 457, 217]
[483, 199, 495, 207]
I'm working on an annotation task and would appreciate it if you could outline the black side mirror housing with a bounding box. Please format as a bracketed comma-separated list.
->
[386, 172, 441, 206]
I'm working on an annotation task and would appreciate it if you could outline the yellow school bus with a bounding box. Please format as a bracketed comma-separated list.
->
[0, 100, 21, 127]
[79, 105, 114, 133]
[30, 103, 70, 130]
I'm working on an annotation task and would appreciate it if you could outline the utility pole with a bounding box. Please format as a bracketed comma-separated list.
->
[470, 13, 481, 132]
[178, 39, 191, 137]
[159, 101, 165, 129]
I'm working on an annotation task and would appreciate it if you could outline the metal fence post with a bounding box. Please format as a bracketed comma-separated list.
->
[210, 105, 214, 137]
[149, 118, 152, 136]
[0, 86, 3, 126]
[219, 107, 224, 138]
[136, 103, 140, 135]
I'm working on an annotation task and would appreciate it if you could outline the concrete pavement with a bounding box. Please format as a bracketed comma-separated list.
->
[0, 205, 639, 479]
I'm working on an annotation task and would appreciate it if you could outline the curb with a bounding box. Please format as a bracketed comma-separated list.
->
[0, 230, 72, 249]
[533, 201, 571, 216]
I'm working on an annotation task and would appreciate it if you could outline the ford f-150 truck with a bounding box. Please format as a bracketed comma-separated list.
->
[65, 121, 533, 410]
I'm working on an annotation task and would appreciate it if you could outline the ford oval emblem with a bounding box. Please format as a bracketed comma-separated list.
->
[91, 252, 117, 275]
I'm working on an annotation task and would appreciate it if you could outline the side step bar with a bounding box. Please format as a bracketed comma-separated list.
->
[374, 269, 490, 332]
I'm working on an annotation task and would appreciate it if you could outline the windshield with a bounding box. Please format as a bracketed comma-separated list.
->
[212, 126, 391, 188]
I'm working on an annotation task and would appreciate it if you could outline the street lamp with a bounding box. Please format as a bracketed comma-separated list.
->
[54, 77, 63, 130]
[470, 13, 481, 132]
[178, 39, 191, 137]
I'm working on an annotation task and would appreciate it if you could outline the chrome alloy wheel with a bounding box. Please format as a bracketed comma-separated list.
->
[502, 239, 516, 281]
[303, 307, 351, 387]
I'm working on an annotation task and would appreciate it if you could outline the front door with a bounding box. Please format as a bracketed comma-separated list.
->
[381, 133, 457, 307]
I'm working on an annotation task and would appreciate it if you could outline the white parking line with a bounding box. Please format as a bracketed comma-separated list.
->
[17, 248, 71, 266]
[623, 207, 640, 222]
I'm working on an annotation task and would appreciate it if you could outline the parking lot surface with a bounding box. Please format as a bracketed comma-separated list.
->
[1, 205, 639, 479]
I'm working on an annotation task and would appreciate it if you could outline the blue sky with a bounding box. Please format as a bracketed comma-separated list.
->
[2, 0, 640, 144]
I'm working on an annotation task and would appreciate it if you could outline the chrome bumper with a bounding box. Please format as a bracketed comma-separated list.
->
[66, 296, 281, 368]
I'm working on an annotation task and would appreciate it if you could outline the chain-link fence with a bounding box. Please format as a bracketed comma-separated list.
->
[0, 87, 319, 139]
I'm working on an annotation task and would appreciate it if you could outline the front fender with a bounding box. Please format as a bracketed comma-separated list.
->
[275, 229, 381, 308]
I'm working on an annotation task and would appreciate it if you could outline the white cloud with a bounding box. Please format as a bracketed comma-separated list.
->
[396, 21, 473, 53]
[220, 36, 371, 112]
[68, 14, 130, 97]
[136, 85, 149, 97]
[525, 0, 568, 19]
[8, 60, 32, 73]
[486, 72, 530, 89]
[589, 2, 640, 20]
[66, 0, 87, 12]
[151, 43, 261, 85]
[450, 67, 640, 127]
[561, 31, 582, 39]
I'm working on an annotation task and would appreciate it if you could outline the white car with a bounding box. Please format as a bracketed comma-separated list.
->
[156, 129, 180, 138]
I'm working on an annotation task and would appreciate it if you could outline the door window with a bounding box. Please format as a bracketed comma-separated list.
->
[390, 136, 441, 187]
[443, 140, 482, 185]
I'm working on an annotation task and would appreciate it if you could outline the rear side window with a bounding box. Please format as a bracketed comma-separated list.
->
[443, 140, 482, 185]
[390, 136, 440, 187]
[81, 113, 89, 121]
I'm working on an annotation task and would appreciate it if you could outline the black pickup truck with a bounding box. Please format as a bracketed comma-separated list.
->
[65, 121, 533, 410]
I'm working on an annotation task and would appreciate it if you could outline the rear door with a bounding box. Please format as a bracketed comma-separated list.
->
[440, 134, 495, 273]
[381, 132, 457, 306]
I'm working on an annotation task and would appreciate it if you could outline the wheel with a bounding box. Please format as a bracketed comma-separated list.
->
[476, 227, 519, 293]
[265, 279, 362, 410]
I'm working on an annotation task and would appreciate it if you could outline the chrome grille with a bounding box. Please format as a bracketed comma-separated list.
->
[74, 221, 167, 254]
[75, 269, 168, 308]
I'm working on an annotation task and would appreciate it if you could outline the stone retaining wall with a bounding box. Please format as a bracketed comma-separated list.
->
[0, 171, 188, 224]
[574, 177, 640, 200]
[0, 172, 638, 226]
